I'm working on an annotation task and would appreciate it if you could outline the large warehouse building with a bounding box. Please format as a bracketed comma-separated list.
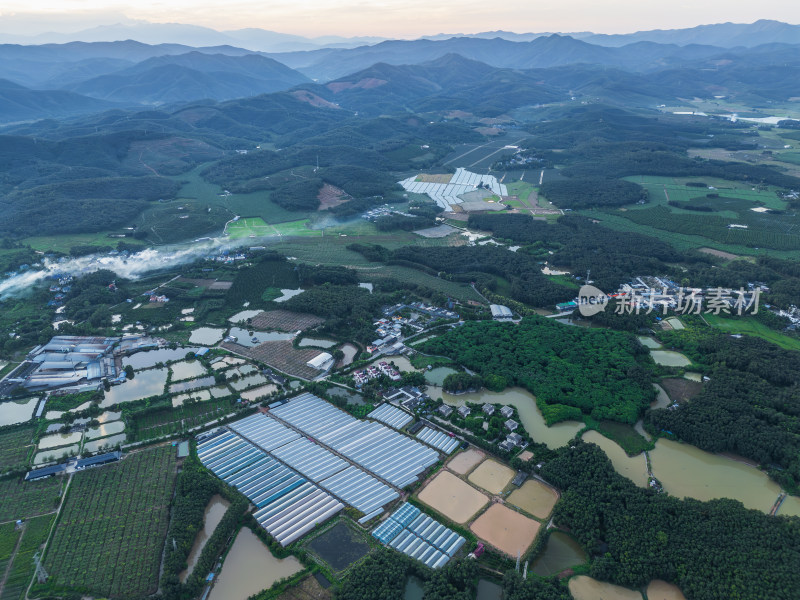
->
[1, 336, 117, 396]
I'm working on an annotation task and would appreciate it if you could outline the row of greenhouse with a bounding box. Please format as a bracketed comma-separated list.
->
[270, 393, 439, 487]
[230, 412, 398, 515]
[196, 431, 343, 545]
[416, 426, 461, 454]
[372, 502, 466, 568]
[367, 403, 413, 430]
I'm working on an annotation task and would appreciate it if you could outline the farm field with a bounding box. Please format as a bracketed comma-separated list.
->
[447, 449, 485, 475]
[703, 314, 800, 351]
[0, 428, 35, 472]
[416, 471, 488, 524]
[0, 523, 21, 588]
[0, 477, 62, 522]
[130, 398, 237, 442]
[607, 178, 800, 252]
[43, 447, 177, 598]
[223, 340, 320, 379]
[226, 218, 321, 240]
[23, 233, 146, 255]
[580, 209, 800, 260]
[467, 459, 515, 494]
[507, 480, 559, 520]
[250, 310, 326, 332]
[306, 522, 370, 573]
[469, 504, 540, 556]
[171, 164, 304, 225]
[359, 264, 484, 303]
[2, 515, 54, 600]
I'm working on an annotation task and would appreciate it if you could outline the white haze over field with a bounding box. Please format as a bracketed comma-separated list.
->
[0, 238, 246, 300]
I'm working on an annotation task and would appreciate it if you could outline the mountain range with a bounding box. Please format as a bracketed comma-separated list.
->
[0, 23, 799, 123]
[0, 19, 797, 52]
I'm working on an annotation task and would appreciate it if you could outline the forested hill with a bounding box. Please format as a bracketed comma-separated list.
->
[419, 318, 655, 424]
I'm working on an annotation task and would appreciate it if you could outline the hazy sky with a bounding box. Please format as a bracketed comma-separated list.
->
[1, 1, 799, 38]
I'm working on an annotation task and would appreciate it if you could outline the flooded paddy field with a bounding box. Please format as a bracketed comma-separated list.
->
[241, 384, 278, 402]
[169, 376, 215, 394]
[83, 433, 126, 453]
[34, 444, 80, 464]
[447, 449, 485, 475]
[172, 390, 212, 406]
[85, 421, 125, 440]
[102, 368, 168, 406]
[189, 327, 225, 345]
[0, 397, 39, 426]
[507, 480, 559, 520]
[170, 360, 207, 381]
[470, 504, 540, 556]
[467, 459, 515, 494]
[124, 348, 201, 370]
[298, 337, 337, 348]
[38, 431, 82, 450]
[650, 350, 691, 367]
[417, 471, 488, 524]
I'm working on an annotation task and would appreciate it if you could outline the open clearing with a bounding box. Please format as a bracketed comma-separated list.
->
[447, 449, 485, 475]
[417, 471, 488, 524]
[568, 576, 644, 600]
[469, 504, 540, 556]
[507, 480, 559, 520]
[703, 314, 800, 352]
[698, 247, 741, 260]
[467, 459, 515, 494]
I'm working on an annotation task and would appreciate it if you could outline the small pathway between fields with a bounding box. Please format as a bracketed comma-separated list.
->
[0, 521, 27, 595]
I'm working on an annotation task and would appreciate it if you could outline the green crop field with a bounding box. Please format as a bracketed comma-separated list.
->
[0, 522, 22, 587]
[130, 398, 237, 441]
[43, 447, 177, 599]
[583, 177, 800, 258]
[360, 264, 483, 303]
[23, 233, 146, 255]
[703, 314, 800, 351]
[172, 165, 307, 224]
[2, 515, 54, 600]
[0, 428, 35, 473]
[0, 477, 62, 522]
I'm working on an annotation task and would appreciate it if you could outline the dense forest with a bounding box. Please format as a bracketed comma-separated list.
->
[346, 243, 576, 307]
[539, 177, 647, 209]
[541, 442, 800, 600]
[420, 318, 654, 424]
[466, 213, 696, 292]
[336, 549, 571, 600]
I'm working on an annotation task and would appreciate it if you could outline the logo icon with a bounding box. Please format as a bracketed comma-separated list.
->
[578, 285, 608, 316]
